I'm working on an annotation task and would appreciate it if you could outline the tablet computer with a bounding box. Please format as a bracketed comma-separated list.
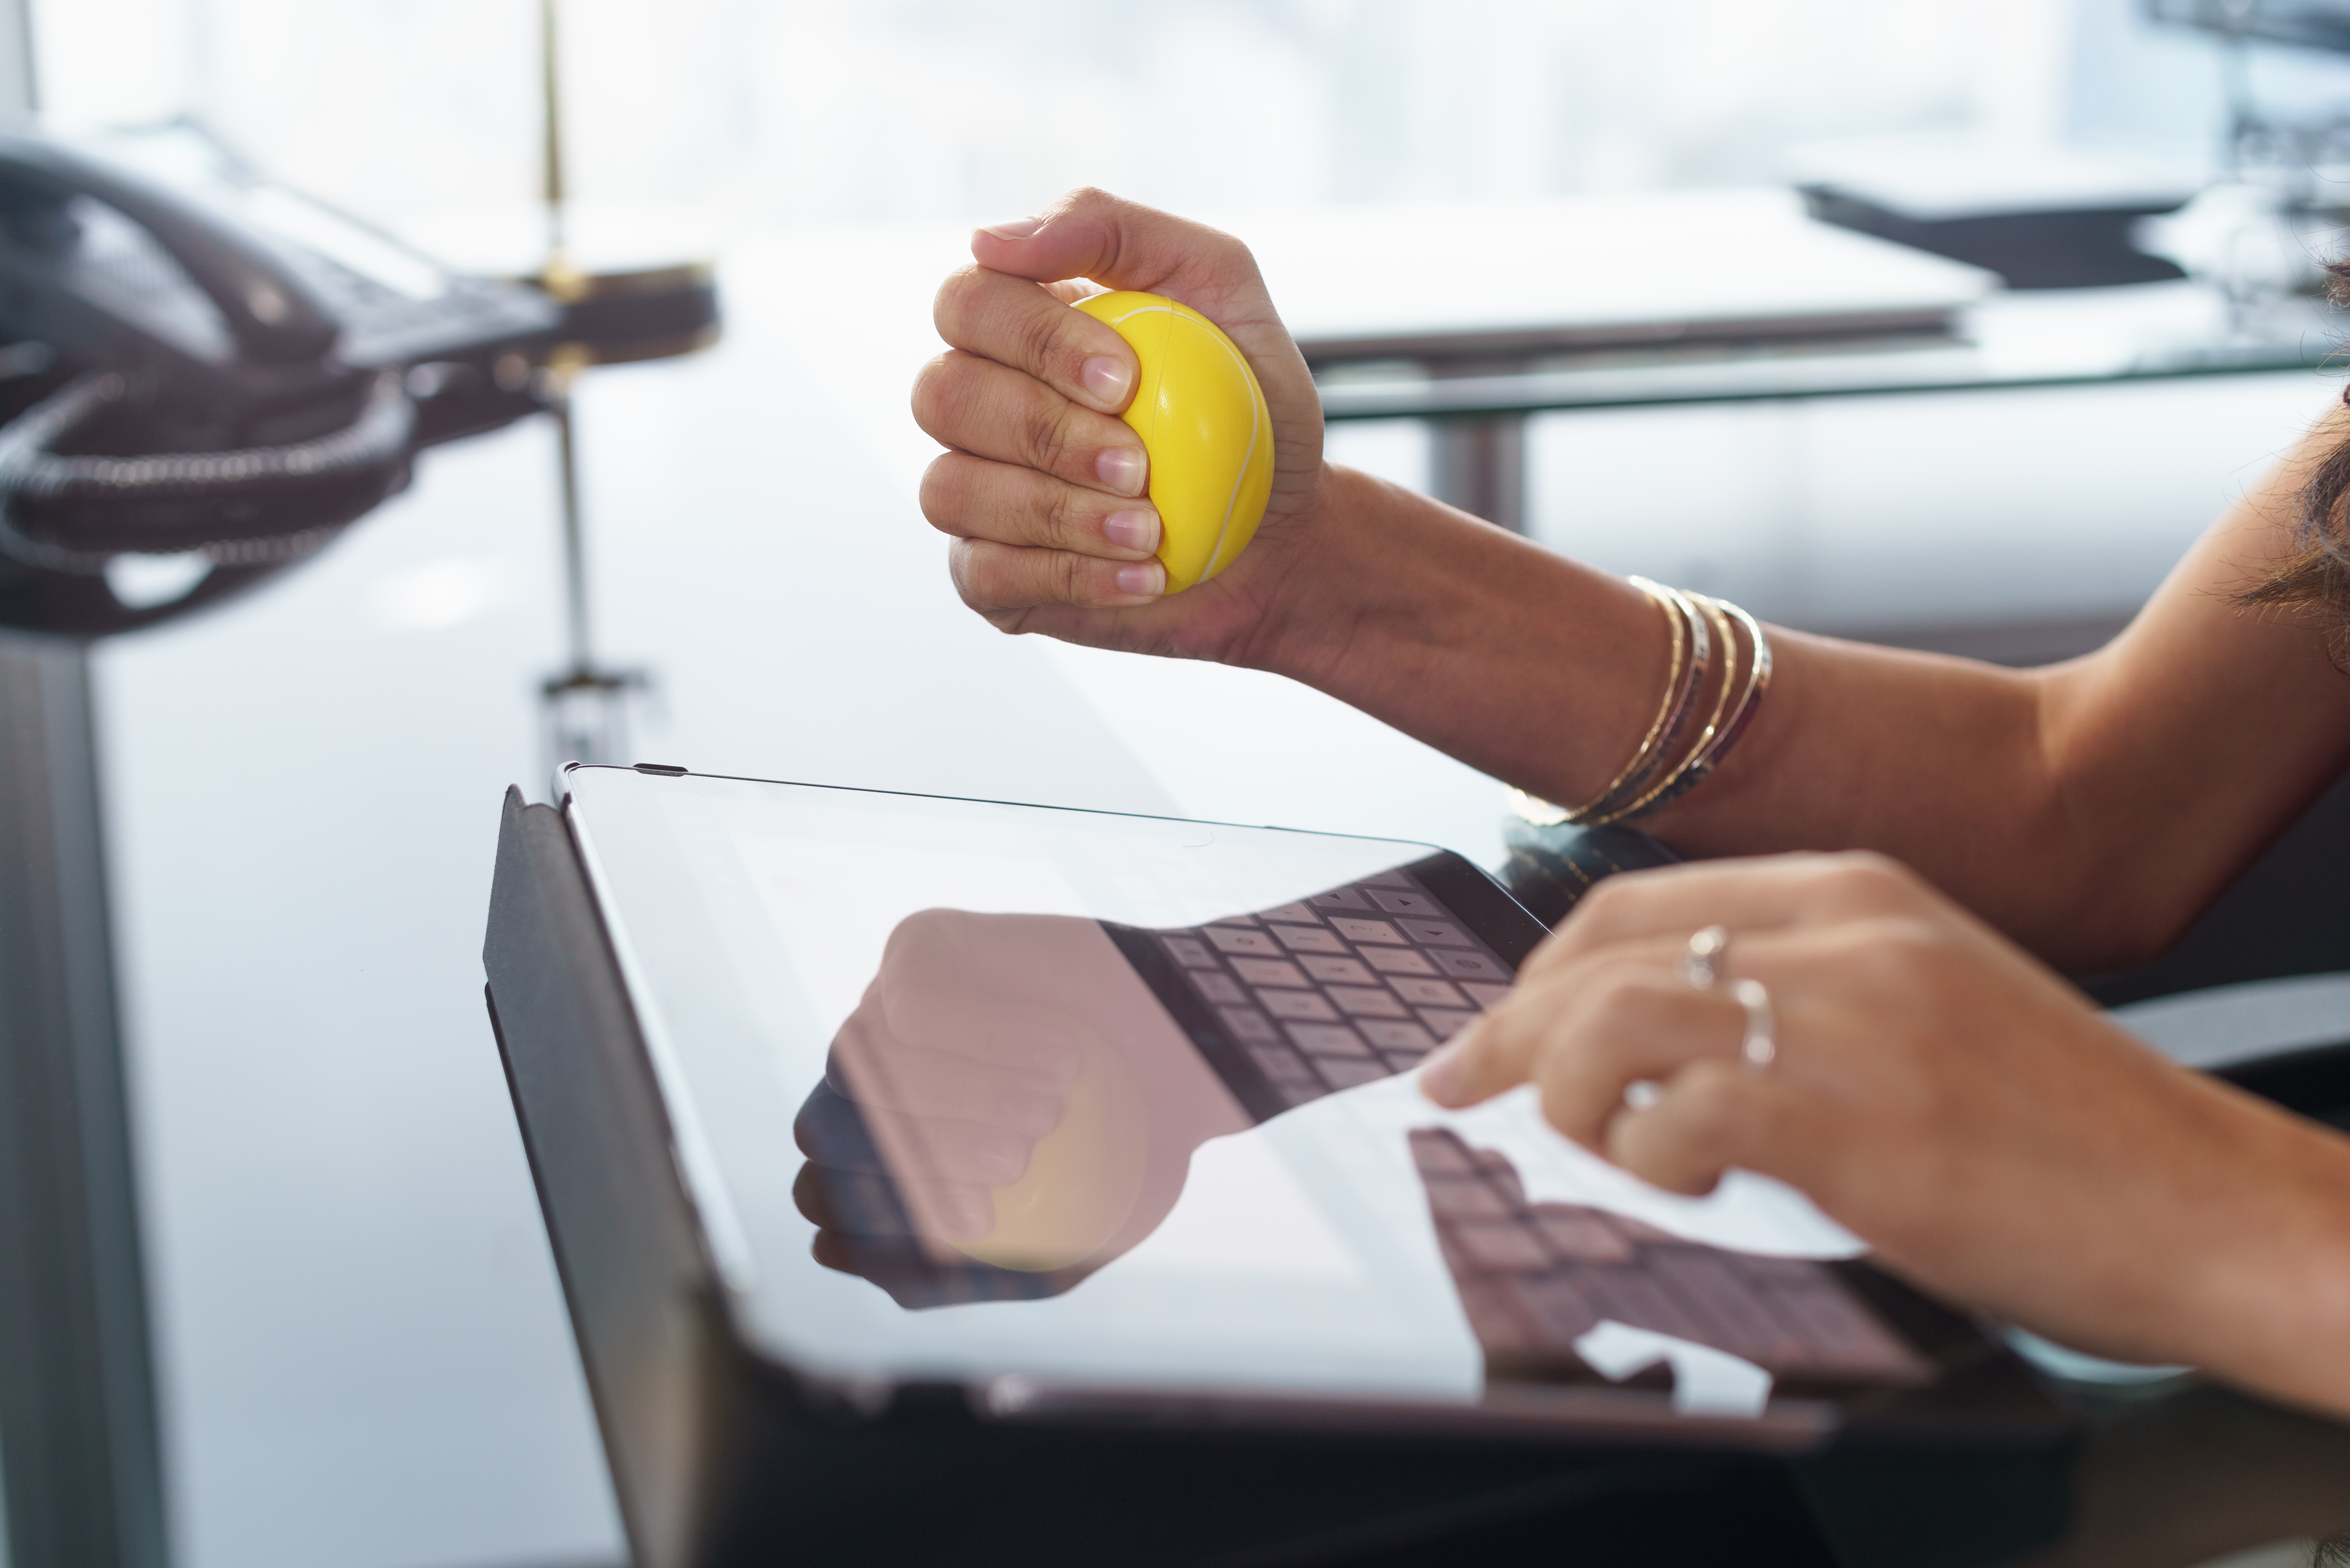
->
[484, 764, 2071, 1565]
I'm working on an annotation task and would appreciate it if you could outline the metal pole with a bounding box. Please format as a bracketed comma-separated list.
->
[1426, 358, 1529, 534]
[549, 378, 594, 674]
[0, 636, 169, 1568]
[0, 21, 168, 1568]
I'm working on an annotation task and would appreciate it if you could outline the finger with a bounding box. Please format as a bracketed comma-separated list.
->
[933, 264, 1139, 415]
[1419, 945, 1724, 1113]
[792, 1158, 1000, 1243]
[1605, 1058, 1785, 1196]
[831, 1022, 1067, 1135]
[921, 451, 1161, 562]
[971, 188, 1274, 329]
[793, 1079, 888, 1172]
[859, 1107, 1035, 1189]
[950, 536, 1166, 616]
[911, 350, 1148, 499]
[1529, 977, 1753, 1149]
[1524, 851, 1934, 982]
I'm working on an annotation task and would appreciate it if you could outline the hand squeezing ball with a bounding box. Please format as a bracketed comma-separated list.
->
[1076, 291, 1274, 593]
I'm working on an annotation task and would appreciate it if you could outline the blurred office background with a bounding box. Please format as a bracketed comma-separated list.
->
[15, 3, 2350, 1568]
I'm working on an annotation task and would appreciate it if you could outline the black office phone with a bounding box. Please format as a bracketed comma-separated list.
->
[0, 122, 561, 635]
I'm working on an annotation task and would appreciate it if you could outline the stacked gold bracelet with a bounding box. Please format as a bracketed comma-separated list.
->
[1506, 576, 1774, 829]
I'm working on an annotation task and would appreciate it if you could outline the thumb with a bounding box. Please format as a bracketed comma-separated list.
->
[971, 186, 1275, 327]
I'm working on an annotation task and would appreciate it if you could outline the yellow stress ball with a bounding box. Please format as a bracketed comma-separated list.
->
[1075, 290, 1274, 593]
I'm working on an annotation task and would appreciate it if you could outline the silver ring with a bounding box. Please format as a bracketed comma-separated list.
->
[1680, 924, 1730, 991]
[1734, 978, 1775, 1069]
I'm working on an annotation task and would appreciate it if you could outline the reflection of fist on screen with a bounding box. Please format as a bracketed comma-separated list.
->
[801, 909, 1247, 1289]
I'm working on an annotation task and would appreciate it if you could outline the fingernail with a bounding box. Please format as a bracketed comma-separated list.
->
[979, 217, 1041, 239]
[1102, 509, 1159, 553]
[1114, 561, 1165, 598]
[1096, 447, 1146, 495]
[1418, 1041, 1465, 1106]
[1081, 355, 1132, 407]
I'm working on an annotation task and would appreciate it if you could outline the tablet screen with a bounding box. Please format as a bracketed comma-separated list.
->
[563, 765, 1938, 1425]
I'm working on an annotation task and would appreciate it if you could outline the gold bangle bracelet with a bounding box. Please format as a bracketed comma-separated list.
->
[1504, 579, 1767, 831]
[1570, 583, 1701, 818]
[1590, 593, 1741, 825]
[1508, 577, 1689, 827]
[1572, 582, 1710, 822]
[1628, 593, 1773, 817]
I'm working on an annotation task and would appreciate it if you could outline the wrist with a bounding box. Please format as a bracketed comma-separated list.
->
[1233, 465, 1666, 807]
[2173, 1094, 2350, 1416]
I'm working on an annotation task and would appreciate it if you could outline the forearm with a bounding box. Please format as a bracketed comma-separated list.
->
[1249, 465, 2100, 952]
[2179, 1094, 2350, 1419]
[1251, 451, 2350, 968]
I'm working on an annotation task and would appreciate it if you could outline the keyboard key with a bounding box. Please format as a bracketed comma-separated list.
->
[1207, 927, 1282, 957]
[1230, 958, 1307, 987]
[1418, 1007, 1478, 1039]
[1363, 946, 1437, 976]
[1271, 924, 1347, 954]
[1367, 889, 1442, 916]
[1729, 1253, 1832, 1288]
[1578, 1268, 1713, 1348]
[1358, 1019, 1435, 1050]
[1318, 1057, 1390, 1089]
[1160, 936, 1219, 969]
[1246, 1043, 1319, 1085]
[1329, 916, 1404, 945]
[1648, 1249, 1807, 1365]
[1277, 1080, 1329, 1108]
[1460, 1151, 1525, 1206]
[1359, 870, 1415, 889]
[1218, 1006, 1281, 1044]
[1297, 955, 1376, 985]
[1426, 1179, 1509, 1220]
[1191, 971, 1247, 1005]
[1461, 981, 1513, 1008]
[1455, 1219, 1552, 1272]
[1309, 888, 1373, 912]
[1260, 901, 1321, 924]
[1768, 1283, 1923, 1376]
[1328, 985, 1410, 1018]
[1380, 1049, 1430, 1073]
[1504, 1274, 1604, 1346]
[1532, 1211, 1634, 1264]
[1259, 989, 1340, 1022]
[1409, 1129, 1477, 1177]
[1399, 919, 1471, 947]
[1286, 1023, 1371, 1058]
[1211, 914, 1259, 927]
[1431, 950, 1508, 980]
[1390, 977, 1465, 1008]
[1455, 1278, 1537, 1354]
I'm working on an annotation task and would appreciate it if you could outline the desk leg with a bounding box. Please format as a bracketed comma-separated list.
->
[0, 635, 169, 1568]
[1429, 413, 1527, 534]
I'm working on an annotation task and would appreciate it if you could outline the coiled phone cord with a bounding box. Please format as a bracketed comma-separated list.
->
[0, 368, 416, 575]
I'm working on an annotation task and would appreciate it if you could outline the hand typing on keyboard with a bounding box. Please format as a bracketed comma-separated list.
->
[1418, 851, 2350, 1397]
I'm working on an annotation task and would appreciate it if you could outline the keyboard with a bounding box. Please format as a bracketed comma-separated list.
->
[1148, 868, 1516, 1108]
[1410, 1128, 1934, 1389]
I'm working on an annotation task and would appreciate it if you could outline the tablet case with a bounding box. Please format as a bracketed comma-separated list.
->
[481, 782, 2072, 1568]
